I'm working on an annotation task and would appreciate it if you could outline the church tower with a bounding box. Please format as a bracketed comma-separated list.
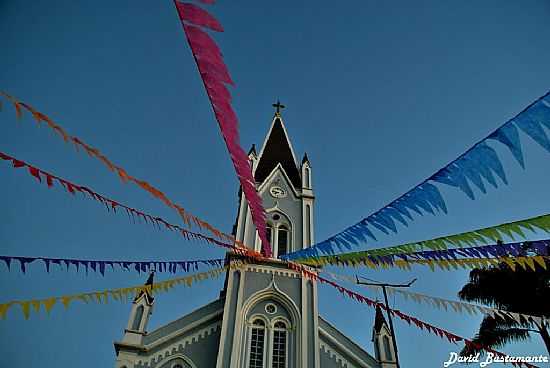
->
[218, 105, 321, 367]
[113, 104, 386, 368]
[372, 306, 398, 368]
[115, 272, 155, 368]
[233, 104, 315, 256]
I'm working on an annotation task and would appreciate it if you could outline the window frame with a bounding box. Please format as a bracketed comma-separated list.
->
[270, 319, 289, 368]
[276, 225, 289, 257]
[247, 317, 268, 368]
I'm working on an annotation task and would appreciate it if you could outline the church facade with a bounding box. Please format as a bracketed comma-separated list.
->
[114, 111, 398, 368]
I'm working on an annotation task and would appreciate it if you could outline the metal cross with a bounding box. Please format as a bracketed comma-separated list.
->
[272, 99, 285, 114]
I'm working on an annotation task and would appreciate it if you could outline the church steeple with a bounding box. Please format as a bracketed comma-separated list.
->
[119, 271, 155, 346]
[372, 305, 398, 367]
[234, 103, 315, 256]
[254, 113, 301, 189]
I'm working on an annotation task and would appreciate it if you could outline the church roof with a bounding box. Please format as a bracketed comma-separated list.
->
[373, 305, 387, 333]
[134, 271, 155, 304]
[255, 116, 301, 188]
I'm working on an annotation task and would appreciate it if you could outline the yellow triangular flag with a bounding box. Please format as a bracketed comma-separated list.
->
[43, 298, 57, 313]
[31, 300, 41, 313]
[502, 257, 516, 271]
[61, 296, 72, 309]
[533, 256, 547, 270]
[515, 257, 527, 270]
[0, 303, 12, 319]
[524, 257, 536, 272]
[20, 301, 31, 320]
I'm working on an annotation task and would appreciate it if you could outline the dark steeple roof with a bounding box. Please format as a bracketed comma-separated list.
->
[255, 117, 301, 188]
[134, 270, 155, 304]
[302, 152, 310, 165]
[248, 144, 257, 156]
[374, 305, 388, 333]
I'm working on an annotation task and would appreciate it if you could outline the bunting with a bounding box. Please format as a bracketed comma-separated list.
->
[323, 270, 546, 327]
[288, 263, 540, 367]
[0, 91, 240, 247]
[0, 151, 261, 259]
[305, 238, 550, 268]
[285, 91, 550, 260]
[173, 1, 271, 256]
[0, 254, 225, 275]
[0, 266, 235, 320]
[311, 253, 548, 272]
[299, 213, 550, 263]
[289, 268, 539, 367]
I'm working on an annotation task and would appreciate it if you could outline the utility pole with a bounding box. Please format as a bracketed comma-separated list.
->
[355, 276, 417, 368]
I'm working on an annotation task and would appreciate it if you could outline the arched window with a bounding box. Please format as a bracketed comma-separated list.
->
[305, 167, 310, 188]
[272, 321, 288, 368]
[132, 305, 144, 330]
[383, 335, 392, 361]
[249, 319, 266, 368]
[267, 212, 292, 258]
[277, 225, 289, 257]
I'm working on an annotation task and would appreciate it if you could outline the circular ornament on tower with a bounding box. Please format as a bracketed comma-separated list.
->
[265, 303, 277, 314]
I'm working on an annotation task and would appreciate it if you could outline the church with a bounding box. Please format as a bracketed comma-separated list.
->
[113, 107, 398, 368]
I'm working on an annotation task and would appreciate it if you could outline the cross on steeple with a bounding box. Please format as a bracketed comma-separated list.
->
[272, 99, 285, 115]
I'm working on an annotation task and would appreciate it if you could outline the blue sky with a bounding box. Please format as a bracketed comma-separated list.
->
[1, 0, 549, 367]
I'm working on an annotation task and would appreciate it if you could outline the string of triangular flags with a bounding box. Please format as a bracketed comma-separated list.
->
[288, 263, 540, 367]
[173, 1, 271, 256]
[322, 270, 546, 327]
[317, 254, 548, 273]
[0, 91, 239, 247]
[0, 254, 225, 275]
[285, 91, 550, 260]
[0, 265, 238, 320]
[402, 255, 548, 272]
[286, 265, 540, 368]
[0, 150, 260, 259]
[299, 213, 550, 263]
[303, 238, 550, 270]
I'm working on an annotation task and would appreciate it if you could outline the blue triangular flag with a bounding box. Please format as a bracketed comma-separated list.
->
[526, 100, 550, 131]
[456, 155, 487, 194]
[489, 122, 525, 168]
[475, 142, 507, 185]
[421, 183, 447, 213]
[515, 115, 550, 153]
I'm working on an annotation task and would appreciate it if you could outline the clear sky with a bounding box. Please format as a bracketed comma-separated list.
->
[1, 0, 549, 367]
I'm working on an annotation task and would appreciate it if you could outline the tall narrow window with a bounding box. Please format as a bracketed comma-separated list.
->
[305, 167, 310, 188]
[383, 335, 392, 361]
[272, 321, 288, 368]
[132, 305, 144, 330]
[305, 204, 311, 247]
[249, 319, 266, 368]
[277, 226, 289, 257]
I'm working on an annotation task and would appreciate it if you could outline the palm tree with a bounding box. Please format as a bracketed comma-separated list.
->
[457, 246, 550, 356]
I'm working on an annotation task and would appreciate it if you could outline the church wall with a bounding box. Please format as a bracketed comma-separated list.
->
[242, 269, 301, 303]
[320, 347, 346, 368]
[319, 338, 380, 368]
[217, 269, 241, 368]
[143, 299, 223, 345]
[135, 326, 221, 368]
[306, 280, 319, 366]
